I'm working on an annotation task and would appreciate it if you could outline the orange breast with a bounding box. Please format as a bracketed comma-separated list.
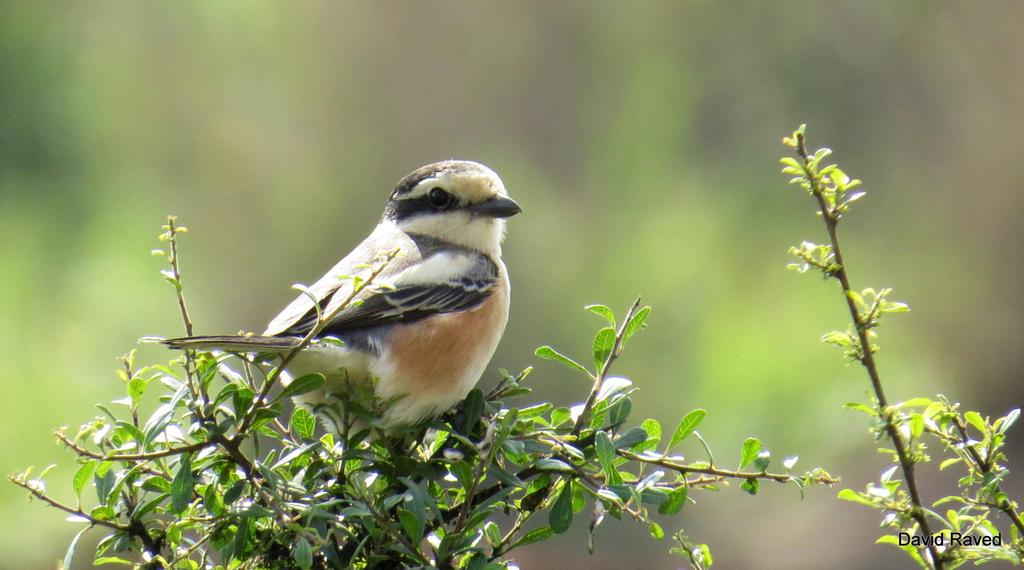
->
[380, 285, 509, 397]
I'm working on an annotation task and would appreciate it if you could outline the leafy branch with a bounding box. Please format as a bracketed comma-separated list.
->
[782, 124, 1024, 568]
[11, 216, 833, 569]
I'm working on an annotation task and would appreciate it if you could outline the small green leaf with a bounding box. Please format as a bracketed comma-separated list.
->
[535, 458, 574, 472]
[275, 373, 326, 402]
[613, 427, 648, 450]
[623, 306, 651, 343]
[550, 480, 574, 533]
[290, 407, 317, 440]
[965, 411, 986, 434]
[550, 407, 571, 427]
[127, 376, 148, 406]
[740, 437, 761, 468]
[641, 418, 662, 451]
[741, 478, 759, 495]
[669, 409, 706, 448]
[998, 409, 1021, 434]
[511, 526, 556, 549]
[535, 346, 591, 376]
[293, 537, 313, 570]
[595, 431, 615, 469]
[648, 521, 664, 540]
[837, 488, 875, 507]
[90, 505, 116, 521]
[843, 402, 878, 416]
[461, 388, 485, 433]
[64, 528, 89, 570]
[658, 485, 688, 515]
[94, 557, 133, 566]
[398, 509, 424, 543]
[170, 455, 194, 513]
[73, 461, 97, 499]
[939, 457, 961, 471]
[223, 480, 246, 505]
[483, 521, 501, 547]
[753, 450, 771, 472]
[584, 304, 616, 326]
[592, 327, 616, 370]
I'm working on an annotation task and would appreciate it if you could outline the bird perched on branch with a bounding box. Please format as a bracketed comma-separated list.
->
[163, 160, 520, 429]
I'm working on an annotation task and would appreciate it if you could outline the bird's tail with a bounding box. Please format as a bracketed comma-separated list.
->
[160, 335, 301, 353]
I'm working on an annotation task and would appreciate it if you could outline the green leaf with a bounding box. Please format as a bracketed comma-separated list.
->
[127, 376, 148, 406]
[535, 346, 590, 376]
[398, 509, 424, 544]
[73, 461, 97, 499]
[584, 304, 616, 326]
[741, 478, 759, 495]
[607, 396, 632, 427]
[648, 521, 664, 540]
[275, 373, 326, 403]
[641, 418, 662, 451]
[223, 480, 246, 505]
[510, 526, 556, 549]
[753, 451, 771, 472]
[483, 521, 501, 547]
[549, 480, 574, 533]
[965, 411, 986, 434]
[290, 407, 317, 440]
[595, 431, 621, 485]
[90, 505, 115, 521]
[614, 427, 648, 450]
[94, 464, 115, 505]
[623, 306, 651, 343]
[939, 457, 962, 471]
[535, 458, 574, 472]
[293, 537, 313, 570]
[592, 327, 616, 370]
[669, 409, 705, 449]
[658, 485, 688, 515]
[740, 437, 761, 468]
[843, 402, 878, 416]
[550, 407, 571, 427]
[997, 408, 1020, 434]
[461, 388, 485, 433]
[94, 557, 133, 566]
[63, 527, 89, 570]
[170, 455, 194, 513]
[837, 488, 876, 507]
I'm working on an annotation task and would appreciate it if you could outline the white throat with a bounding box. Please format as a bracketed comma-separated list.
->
[394, 213, 506, 255]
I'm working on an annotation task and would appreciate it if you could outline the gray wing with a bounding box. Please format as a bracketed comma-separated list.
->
[263, 224, 415, 337]
[276, 251, 499, 340]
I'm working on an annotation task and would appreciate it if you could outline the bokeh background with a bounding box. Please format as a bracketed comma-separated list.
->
[2, 1, 1023, 568]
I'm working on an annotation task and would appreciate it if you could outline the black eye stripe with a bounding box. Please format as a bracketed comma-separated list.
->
[385, 192, 460, 221]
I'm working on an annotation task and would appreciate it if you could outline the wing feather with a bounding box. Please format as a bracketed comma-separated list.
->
[277, 250, 499, 339]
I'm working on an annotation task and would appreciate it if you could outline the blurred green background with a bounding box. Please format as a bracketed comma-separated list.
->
[3, 1, 1023, 568]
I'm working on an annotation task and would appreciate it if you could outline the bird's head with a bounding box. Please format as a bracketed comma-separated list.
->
[383, 160, 521, 255]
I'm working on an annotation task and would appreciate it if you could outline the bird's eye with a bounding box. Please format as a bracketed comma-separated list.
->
[427, 187, 454, 209]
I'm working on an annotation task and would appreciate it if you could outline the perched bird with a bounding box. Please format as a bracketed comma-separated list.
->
[163, 160, 520, 429]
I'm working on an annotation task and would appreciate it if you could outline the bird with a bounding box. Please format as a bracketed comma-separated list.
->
[162, 160, 521, 430]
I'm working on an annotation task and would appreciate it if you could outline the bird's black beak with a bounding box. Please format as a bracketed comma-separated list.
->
[470, 196, 522, 218]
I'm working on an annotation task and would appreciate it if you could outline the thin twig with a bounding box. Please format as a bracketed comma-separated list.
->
[9, 474, 160, 554]
[165, 216, 210, 411]
[618, 450, 837, 484]
[795, 133, 943, 570]
[946, 414, 1024, 536]
[572, 297, 643, 436]
[56, 430, 209, 462]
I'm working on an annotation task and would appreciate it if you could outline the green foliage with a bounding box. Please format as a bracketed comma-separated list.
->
[10, 216, 833, 569]
[782, 125, 1024, 569]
